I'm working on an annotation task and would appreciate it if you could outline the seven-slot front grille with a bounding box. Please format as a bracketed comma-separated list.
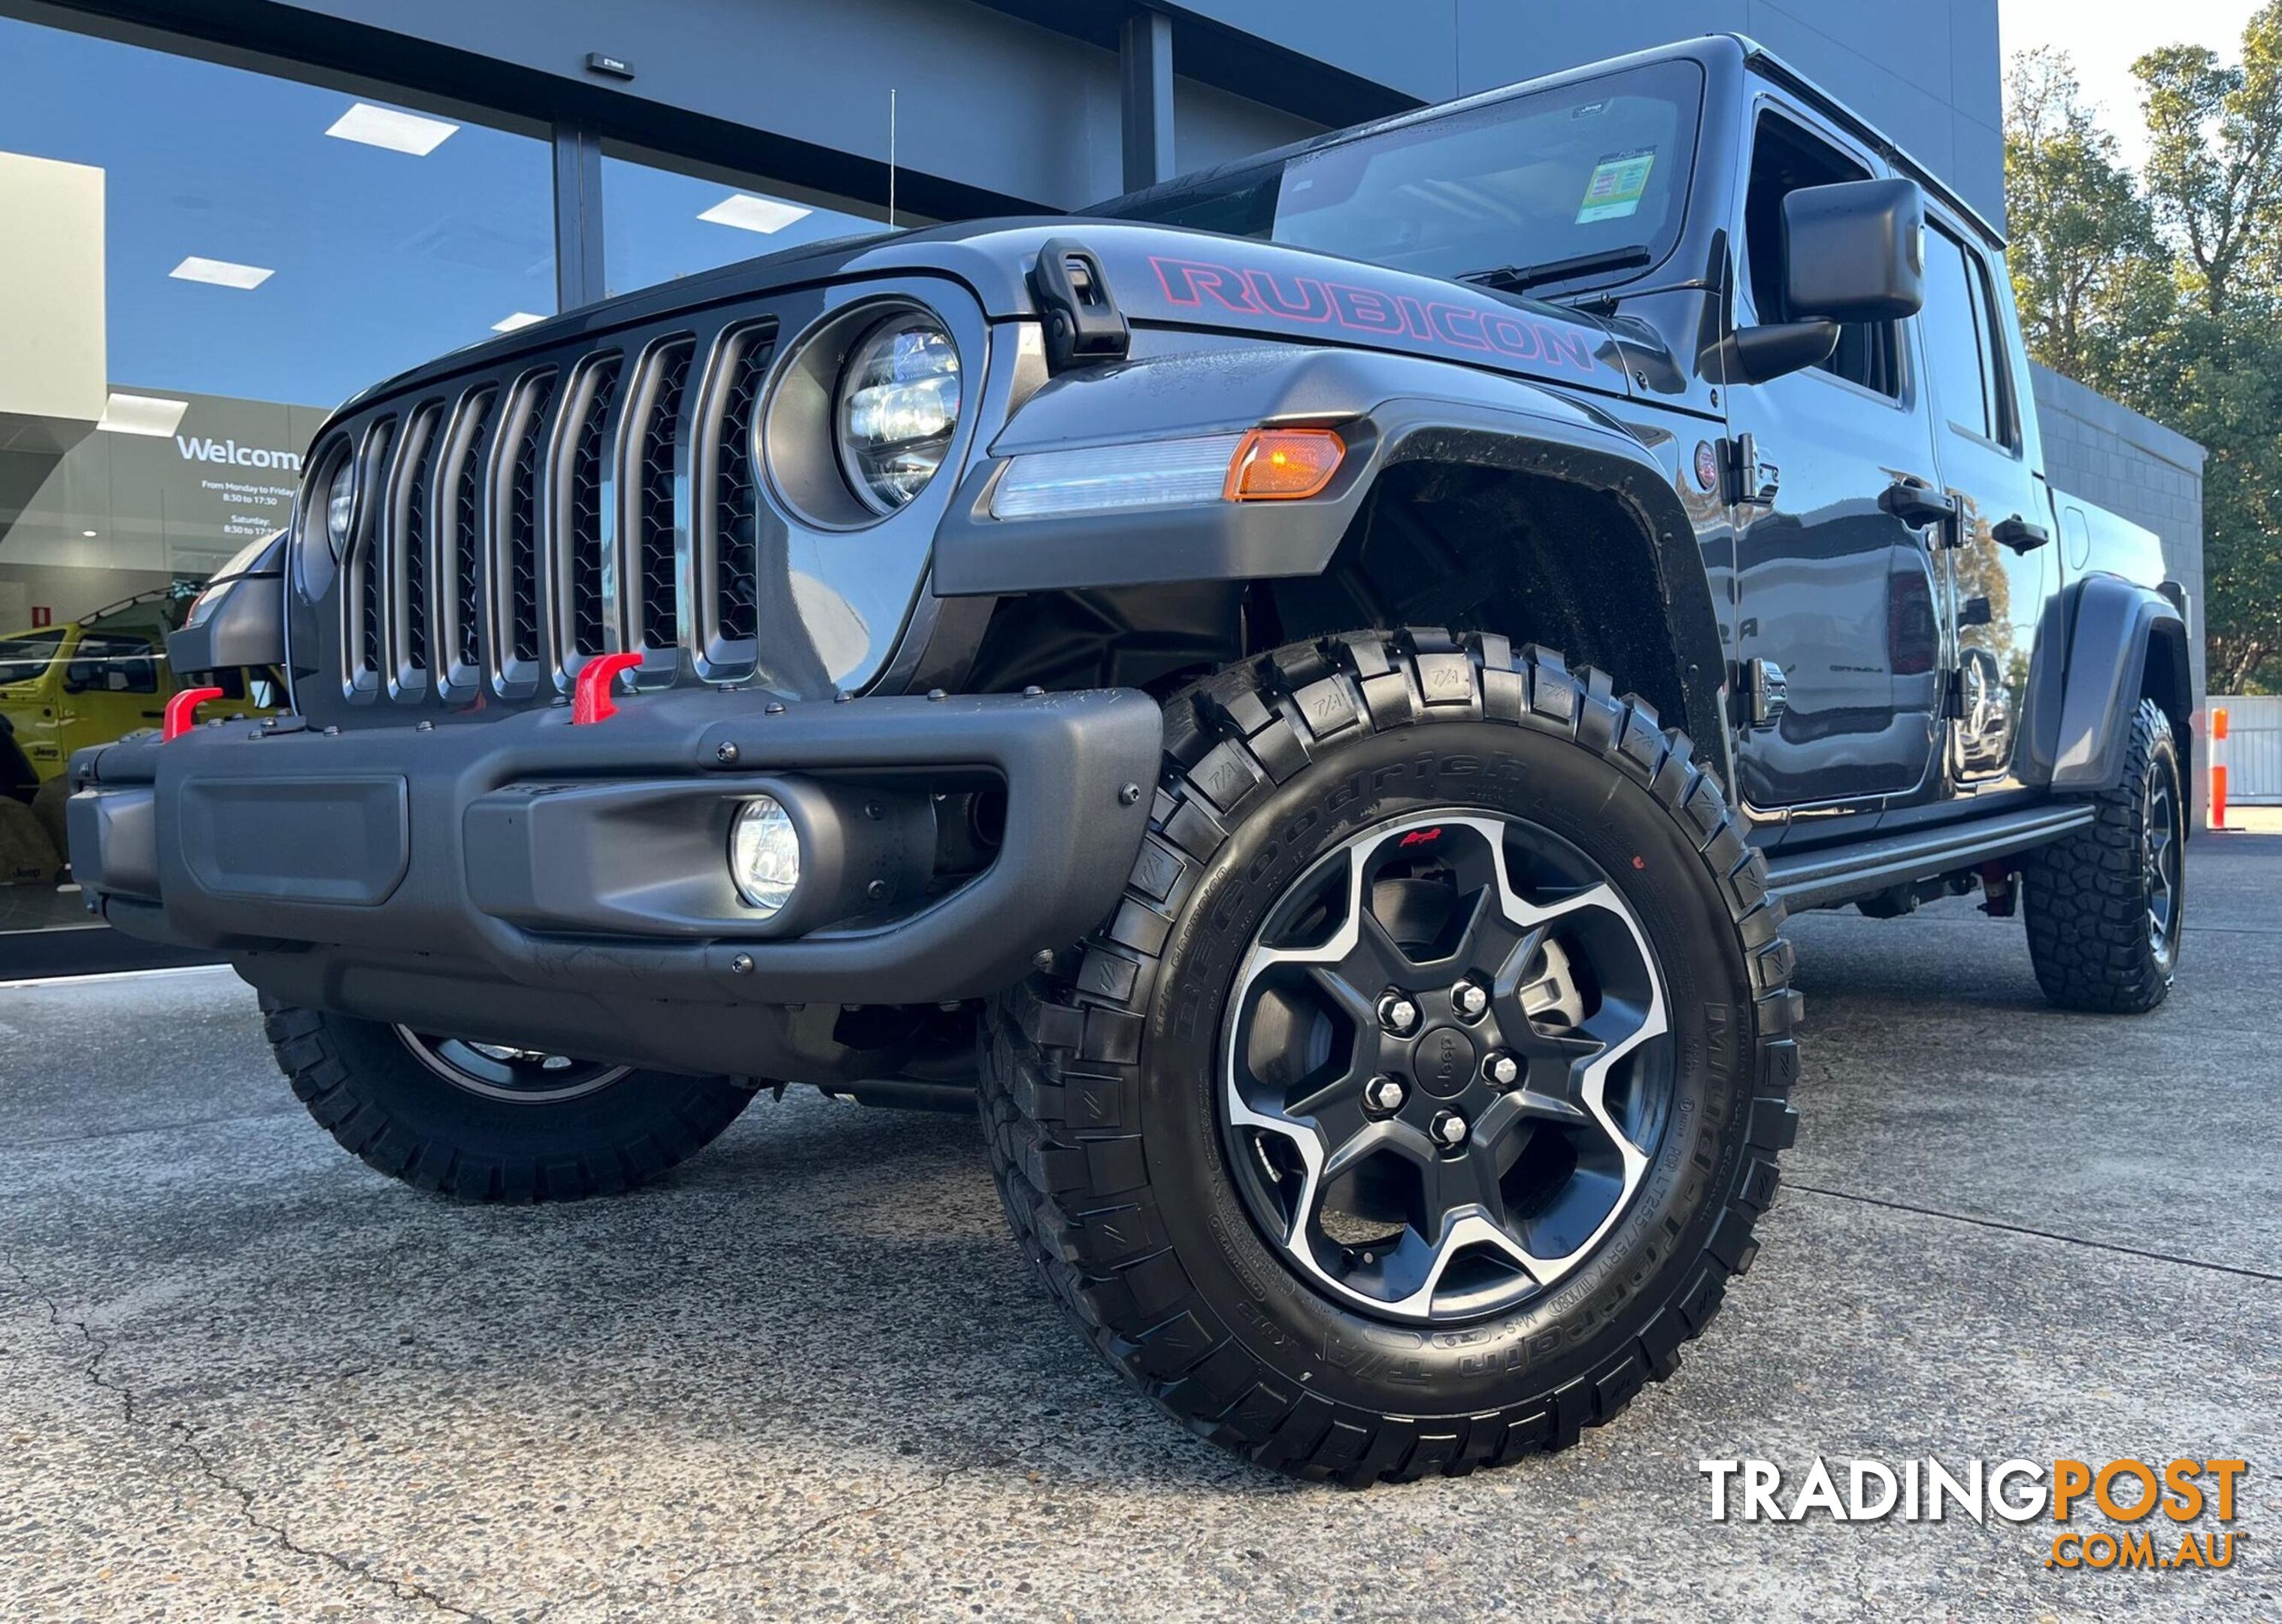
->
[338, 320, 777, 703]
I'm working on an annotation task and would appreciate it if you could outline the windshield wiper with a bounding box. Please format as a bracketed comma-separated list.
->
[1458, 246, 1652, 295]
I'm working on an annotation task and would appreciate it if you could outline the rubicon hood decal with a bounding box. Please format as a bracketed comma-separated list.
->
[1055, 229, 1630, 395]
[1141, 251, 1609, 382]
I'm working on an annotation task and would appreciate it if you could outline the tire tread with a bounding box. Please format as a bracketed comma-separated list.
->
[262, 1000, 752, 1204]
[2021, 698, 2180, 1013]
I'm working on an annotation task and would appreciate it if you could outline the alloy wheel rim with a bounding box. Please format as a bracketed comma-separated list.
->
[1219, 810, 1674, 1325]
[2145, 757, 2182, 957]
[394, 1028, 632, 1105]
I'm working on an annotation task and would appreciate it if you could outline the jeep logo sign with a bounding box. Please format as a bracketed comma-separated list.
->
[1417, 1025, 1476, 1097]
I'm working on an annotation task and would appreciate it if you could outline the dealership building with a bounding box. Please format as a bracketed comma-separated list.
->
[0, 0, 2205, 967]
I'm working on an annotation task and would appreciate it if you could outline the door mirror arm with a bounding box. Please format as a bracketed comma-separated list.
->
[1702, 320, 1838, 385]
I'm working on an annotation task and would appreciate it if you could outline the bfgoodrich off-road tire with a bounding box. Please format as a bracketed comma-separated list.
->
[980, 631, 1801, 1484]
[263, 998, 756, 1202]
[2022, 698, 2185, 1014]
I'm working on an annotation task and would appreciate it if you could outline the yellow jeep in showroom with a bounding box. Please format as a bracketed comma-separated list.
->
[0, 584, 283, 880]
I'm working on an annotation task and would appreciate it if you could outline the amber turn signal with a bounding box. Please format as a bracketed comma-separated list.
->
[1225, 428, 1344, 501]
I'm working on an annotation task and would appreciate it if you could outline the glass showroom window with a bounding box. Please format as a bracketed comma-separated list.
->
[601, 144, 890, 297]
[0, 14, 553, 933]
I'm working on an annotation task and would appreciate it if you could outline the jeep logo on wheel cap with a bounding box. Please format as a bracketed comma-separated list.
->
[1413, 1024, 1477, 1098]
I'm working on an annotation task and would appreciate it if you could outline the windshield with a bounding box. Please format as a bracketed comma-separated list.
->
[1099, 59, 1705, 294]
[0, 629, 66, 687]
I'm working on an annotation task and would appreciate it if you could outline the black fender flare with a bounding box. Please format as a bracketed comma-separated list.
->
[2041, 571, 2192, 792]
[932, 343, 1732, 782]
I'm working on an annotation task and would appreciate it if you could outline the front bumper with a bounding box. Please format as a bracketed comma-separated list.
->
[67, 688, 1161, 1079]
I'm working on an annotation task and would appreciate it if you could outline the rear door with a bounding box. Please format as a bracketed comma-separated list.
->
[1911, 217, 2056, 790]
[1721, 105, 1947, 838]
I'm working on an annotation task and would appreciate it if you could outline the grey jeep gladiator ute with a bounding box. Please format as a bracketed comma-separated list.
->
[68, 36, 2193, 1483]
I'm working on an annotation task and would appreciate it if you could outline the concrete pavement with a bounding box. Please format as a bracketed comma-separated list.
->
[3, 835, 2277, 1622]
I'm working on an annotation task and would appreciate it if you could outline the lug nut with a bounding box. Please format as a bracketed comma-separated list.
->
[1363, 1075, 1406, 1116]
[1430, 1110, 1468, 1150]
[1484, 1052, 1520, 1089]
[1377, 992, 1420, 1035]
[1452, 980, 1490, 1021]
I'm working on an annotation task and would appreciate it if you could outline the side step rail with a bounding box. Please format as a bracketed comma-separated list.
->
[1766, 802, 2095, 912]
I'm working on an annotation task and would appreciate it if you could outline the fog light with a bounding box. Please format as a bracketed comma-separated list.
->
[729, 796, 800, 914]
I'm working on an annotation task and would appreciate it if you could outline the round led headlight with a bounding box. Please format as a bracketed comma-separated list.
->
[729, 795, 802, 915]
[324, 455, 356, 557]
[834, 313, 960, 514]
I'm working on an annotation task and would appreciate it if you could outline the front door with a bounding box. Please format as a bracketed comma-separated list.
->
[1723, 108, 1947, 829]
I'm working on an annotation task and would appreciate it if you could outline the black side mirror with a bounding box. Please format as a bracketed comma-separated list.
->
[1783, 178, 1925, 323]
[61, 659, 99, 693]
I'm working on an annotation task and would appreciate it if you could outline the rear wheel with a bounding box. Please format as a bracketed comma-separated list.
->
[2022, 698, 2184, 1013]
[980, 632, 1800, 1483]
[263, 999, 756, 1201]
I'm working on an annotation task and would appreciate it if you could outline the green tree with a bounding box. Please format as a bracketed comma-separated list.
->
[2135, 6, 2282, 317]
[2003, 49, 2173, 392]
[2005, 17, 2282, 692]
[2135, 5, 2282, 689]
[2158, 311, 2282, 689]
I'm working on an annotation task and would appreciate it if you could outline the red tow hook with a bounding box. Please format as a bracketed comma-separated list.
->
[162, 685, 226, 741]
[571, 652, 646, 725]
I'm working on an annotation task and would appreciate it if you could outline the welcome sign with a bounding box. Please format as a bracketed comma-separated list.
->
[0, 386, 330, 595]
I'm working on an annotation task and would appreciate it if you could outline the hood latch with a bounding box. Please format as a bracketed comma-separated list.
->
[1029, 238, 1129, 372]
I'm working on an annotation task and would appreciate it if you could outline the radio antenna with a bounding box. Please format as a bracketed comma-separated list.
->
[888, 88, 898, 229]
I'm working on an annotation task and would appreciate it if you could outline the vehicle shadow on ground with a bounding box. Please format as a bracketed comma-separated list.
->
[169, 1094, 1270, 1492]
[1786, 904, 2056, 1013]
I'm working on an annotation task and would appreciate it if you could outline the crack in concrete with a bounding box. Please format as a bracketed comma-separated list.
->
[1785, 1185, 2282, 1283]
[2, 1249, 489, 1624]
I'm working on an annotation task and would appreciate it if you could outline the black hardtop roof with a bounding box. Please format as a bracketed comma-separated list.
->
[1098, 34, 2005, 251]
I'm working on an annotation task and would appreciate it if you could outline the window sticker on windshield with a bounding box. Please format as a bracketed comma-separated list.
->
[1577, 148, 1656, 223]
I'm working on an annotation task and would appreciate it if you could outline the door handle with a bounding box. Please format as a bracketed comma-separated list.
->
[1880, 477, 1958, 532]
[1993, 514, 2053, 553]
